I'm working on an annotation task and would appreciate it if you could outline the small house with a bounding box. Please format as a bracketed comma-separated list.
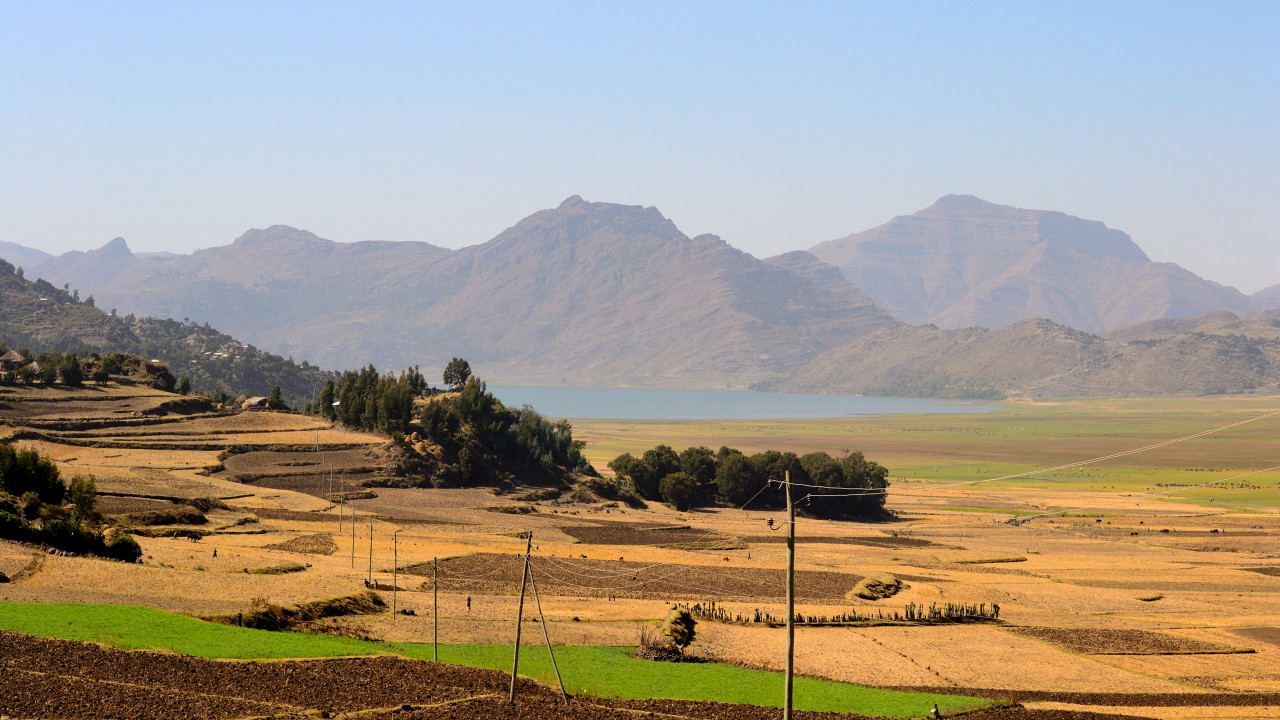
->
[0, 350, 25, 370]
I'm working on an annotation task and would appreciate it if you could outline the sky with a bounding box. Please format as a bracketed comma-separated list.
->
[1, 1, 1276, 292]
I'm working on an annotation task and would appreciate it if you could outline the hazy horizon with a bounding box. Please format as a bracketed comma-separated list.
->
[2, 2, 1276, 292]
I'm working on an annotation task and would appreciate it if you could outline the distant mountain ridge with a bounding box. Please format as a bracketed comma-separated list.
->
[32, 197, 900, 387]
[808, 195, 1252, 333]
[21, 194, 1278, 398]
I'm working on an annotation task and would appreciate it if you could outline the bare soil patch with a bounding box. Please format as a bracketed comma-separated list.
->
[563, 520, 741, 549]
[1008, 627, 1252, 655]
[262, 533, 340, 555]
[1230, 626, 1280, 649]
[410, 553, 860, 600]
[746, 535, 938, 549]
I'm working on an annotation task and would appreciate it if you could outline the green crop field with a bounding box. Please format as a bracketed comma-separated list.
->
[0, 601, 988, 718]
[395, 642, 984, 717]
[0, 602, 390, 659]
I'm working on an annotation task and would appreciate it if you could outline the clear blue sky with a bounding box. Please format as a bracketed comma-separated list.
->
[2, 1, 1276, 291]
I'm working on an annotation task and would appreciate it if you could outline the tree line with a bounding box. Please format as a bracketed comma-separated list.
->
[607, 445, 889, 518]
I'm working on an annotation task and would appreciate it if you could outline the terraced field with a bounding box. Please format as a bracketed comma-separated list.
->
[3, 384, 1280, 719]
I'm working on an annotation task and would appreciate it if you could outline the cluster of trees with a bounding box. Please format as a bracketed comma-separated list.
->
[418, 376, 589, 485]
[0, 348, 123, 387]
[607, 445, 889, 517]
[133, 317, 334, 408]
[0, 443, 142, 562]
[306, 364, 428, 435]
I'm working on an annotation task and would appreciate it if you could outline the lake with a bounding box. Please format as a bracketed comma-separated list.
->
[488, 386, 1001, 420]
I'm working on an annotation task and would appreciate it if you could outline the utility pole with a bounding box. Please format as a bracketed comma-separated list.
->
[784, 470, 795, 720]
[393, 529, 401, 617]
[528, 563, 568, 703]
[367, 522, 373, 586]
[433, 556, 439, 662]
[510, 531, 533, 703]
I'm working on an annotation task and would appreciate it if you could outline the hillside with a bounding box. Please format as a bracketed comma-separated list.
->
[809, 195, 1252, 333]
[34, 197, 901, 387]
[1253, 284, 1280, 311]
[0, 257, 331, 406]
[762, 311, 1280, 398]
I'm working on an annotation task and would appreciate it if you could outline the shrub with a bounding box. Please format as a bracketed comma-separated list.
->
[0, 510, 24, 539]
[661, 604, 697, 649]
[0, 445, 66, 505]
[107, 532, 143, 562]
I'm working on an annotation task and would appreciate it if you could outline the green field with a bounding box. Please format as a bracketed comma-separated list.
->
[575, 395, 1280, 510]
[0, 601, 389, 659]
[0, 601, 987, 717]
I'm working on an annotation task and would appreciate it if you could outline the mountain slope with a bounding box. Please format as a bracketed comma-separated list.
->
[0, 257, 331, 406]
[763, 312, 1280, 398]
[35, 197, 901, 386]
[809, 195, 1251, 333]
[0, 242, 53, 272]
[1253, 284, 1280, 311]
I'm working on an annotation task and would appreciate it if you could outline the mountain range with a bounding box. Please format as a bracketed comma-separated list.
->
[6, 195, 1278, 397]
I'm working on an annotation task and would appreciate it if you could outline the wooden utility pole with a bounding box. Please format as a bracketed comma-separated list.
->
[528, 564, 568, 703]
[509, 532, 533, 703]
[433, 556, 439, 662]
[784, 470, 795, 720]
[393, 530, 401, 617]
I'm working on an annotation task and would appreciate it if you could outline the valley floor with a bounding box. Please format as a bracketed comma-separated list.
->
[2, 384, 1279, 719]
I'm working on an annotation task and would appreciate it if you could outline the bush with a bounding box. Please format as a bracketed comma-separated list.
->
[0, 510, 24, 539]
[659, 472, 699, 511]
[0, 444, 66, 505]
[661, 604, 697, 649]
[107, 532, 143, 562]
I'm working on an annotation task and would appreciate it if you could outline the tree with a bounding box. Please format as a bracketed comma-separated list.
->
[68, 475, 97, 525]
[175, 375, 191, 395]
[317, 379, 335, 419]
[659, 472, 699, 511]
[0, 444, 65, 505]
[631, 445, 679, 500]
[92, 365, 111, 385]
[443, 357, 471, 391]
[38, 362, 57, 386]
[679, 446, 717, 486]
[58, 351, 85, 384]
[714, 451, 761, 506]
[266, 385, 288, 410]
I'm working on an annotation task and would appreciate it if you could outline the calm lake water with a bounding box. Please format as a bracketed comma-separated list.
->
[488, 386, 1001, 420]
